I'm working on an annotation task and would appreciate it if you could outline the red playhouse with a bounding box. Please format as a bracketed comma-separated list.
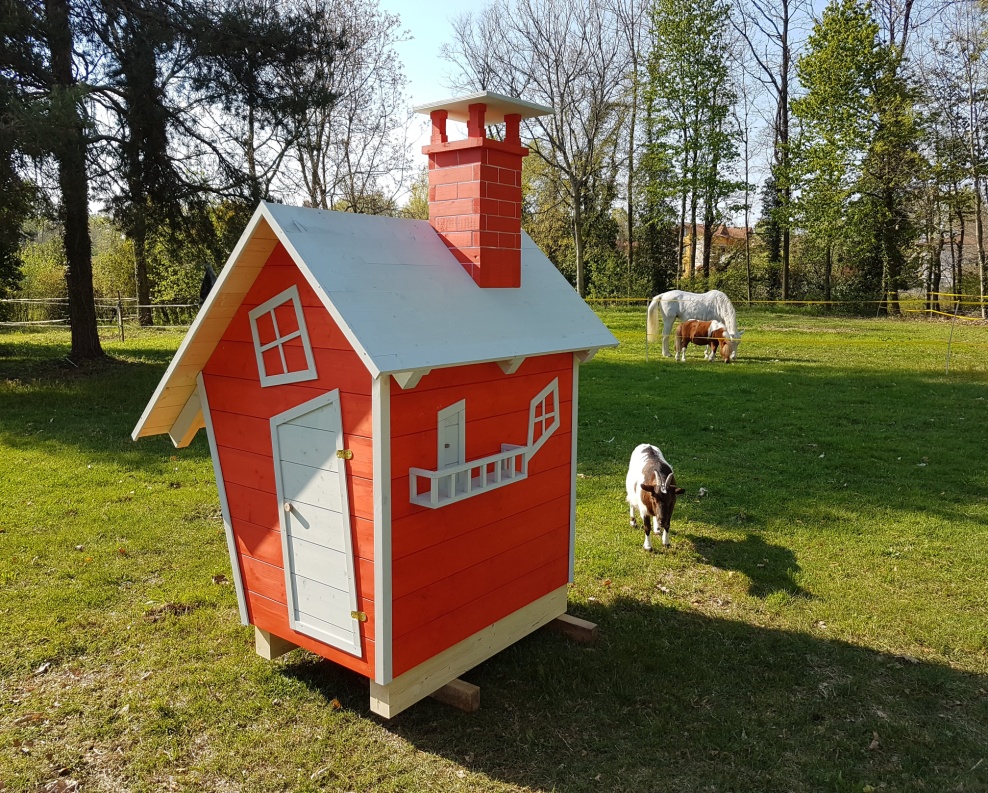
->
[132, 92, 618, 717]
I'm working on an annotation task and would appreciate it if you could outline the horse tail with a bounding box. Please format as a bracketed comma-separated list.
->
[715, 291, 739, 336]
[646, 296, 661, 343]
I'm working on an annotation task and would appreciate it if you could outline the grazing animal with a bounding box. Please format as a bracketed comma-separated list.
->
[675, 319, 732, 363]
[647, 289, 743, 360]
[625, 444, 685, 551]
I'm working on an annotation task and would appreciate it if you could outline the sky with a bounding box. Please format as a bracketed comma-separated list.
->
[376, 0, 493, 164]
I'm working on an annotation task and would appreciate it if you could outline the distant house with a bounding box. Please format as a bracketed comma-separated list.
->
[681, 225, 751, 277]
[131, 92, 618, 718]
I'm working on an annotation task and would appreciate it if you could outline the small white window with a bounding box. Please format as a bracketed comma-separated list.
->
[527, 378, 560, 459]
[248, 285, 318, 388]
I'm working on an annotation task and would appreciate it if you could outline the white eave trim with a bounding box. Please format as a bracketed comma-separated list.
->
[131, 203, 279, 441]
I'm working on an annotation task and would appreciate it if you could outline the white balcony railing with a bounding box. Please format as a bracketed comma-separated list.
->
[409, 444, 528, 509]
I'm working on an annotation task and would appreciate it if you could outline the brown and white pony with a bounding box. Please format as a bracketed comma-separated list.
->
[675, 319, 733, 363]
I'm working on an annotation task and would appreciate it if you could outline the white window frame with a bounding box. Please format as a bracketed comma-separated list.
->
[248, 285, 318, 388]
[526, 378, 560, 460]
[436, 400, 466, 469]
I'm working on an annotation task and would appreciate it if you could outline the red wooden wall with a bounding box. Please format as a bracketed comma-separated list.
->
[388, 353, 574, 676]
[201, 243, 376, 677]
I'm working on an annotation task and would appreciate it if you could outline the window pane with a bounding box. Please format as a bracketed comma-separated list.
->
[282, 337, 310, 373]
[254, 311, 277, 346]
[274, 301, 300, 337]
[262, 346, 285, 377]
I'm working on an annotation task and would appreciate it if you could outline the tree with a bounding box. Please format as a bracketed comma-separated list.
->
[445, 0, 629, 296]
[290, 0, 412, 214]
[44, 0, 103, 358]
[733, 0, 811, 300]
[792, 0, 922, 311]
[645, 0, 744, 283]
[186, 0, 337, 208]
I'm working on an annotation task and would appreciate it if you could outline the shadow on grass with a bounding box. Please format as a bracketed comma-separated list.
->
[281, 598, 988, 793]
[0, 347, 209, 472]
[686, 532, 810, 599]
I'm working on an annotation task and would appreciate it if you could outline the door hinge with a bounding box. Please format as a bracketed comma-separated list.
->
[337, 449, 353, 460]
[350, 610, 367, 622]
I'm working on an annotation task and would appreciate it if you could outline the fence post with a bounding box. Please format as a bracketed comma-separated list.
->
[945, 300, 961, 375]
[116, 292, 124, 342]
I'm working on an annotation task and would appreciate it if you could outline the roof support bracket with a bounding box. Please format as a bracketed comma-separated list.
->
[168, 387, 205, 448]
[575, 348, 598, 364]
[392, 369, 430, 390]
[497, 356, 526, 375]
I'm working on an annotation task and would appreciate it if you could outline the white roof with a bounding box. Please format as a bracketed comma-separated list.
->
[133, 202, 616, 441]
[413, 91, 553, 124]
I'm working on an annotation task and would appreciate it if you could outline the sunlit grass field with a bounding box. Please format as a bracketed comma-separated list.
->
[1, 310, 986, 793]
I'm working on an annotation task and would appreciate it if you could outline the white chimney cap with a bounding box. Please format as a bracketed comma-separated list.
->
[413, 91, 552, 124]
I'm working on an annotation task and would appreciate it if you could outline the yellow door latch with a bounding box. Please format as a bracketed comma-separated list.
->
[337, 449, 353, 460]
[350, 611, 367, 622]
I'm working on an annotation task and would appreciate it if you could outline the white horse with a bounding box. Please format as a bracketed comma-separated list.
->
[647, 289, 742, 360]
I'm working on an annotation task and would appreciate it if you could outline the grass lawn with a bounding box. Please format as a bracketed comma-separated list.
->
[1, 310, 986, 793]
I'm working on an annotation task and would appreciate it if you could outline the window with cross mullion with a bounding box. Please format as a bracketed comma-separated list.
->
[248, 285, 318, 387]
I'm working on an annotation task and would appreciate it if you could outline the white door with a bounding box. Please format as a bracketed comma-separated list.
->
[271, 390, 361, 656]
[437, 400, 466, 497]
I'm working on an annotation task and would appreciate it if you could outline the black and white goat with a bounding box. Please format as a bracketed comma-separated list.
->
[625, 444, 685, 551]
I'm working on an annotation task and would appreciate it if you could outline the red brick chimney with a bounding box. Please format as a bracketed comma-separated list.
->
[414, 92, 552, 288]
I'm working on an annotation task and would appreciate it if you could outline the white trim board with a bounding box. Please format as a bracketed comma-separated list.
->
[569, 357, 580, 584]
[373, 375, 393, 684]
[198, 373, 249, 624]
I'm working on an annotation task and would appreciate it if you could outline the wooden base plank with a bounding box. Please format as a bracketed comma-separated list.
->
[368, 585, 567, 718]
[544, 613, 598, 644]
[429, 678, 480, 713]
[255, 627, 298, 660]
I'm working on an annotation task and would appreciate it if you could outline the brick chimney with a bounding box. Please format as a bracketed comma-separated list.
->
[414, 92, 552, 288]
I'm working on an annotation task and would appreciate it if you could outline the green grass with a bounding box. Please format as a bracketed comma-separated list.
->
[1, 313, 986, 793]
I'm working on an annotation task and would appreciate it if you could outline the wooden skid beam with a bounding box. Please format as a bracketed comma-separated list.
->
[255, 627, 298, 660]
[429, 678, 480, 713]
[544, 613, 598, 645]
[368, 585, 567, 718]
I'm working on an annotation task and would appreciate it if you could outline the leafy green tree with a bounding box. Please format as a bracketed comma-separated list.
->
[792, 0, 924, 313]
[400, 168, 430, 221]
[645, 0, 743, 283]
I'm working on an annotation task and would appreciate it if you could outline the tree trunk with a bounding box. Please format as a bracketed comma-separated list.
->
[824, 241, 832, 304]
[676, 190, 687, 284]
[954, 199, 965, 299]
[931, 230, 944, 315]
[46, 0, 103, 360]
[134, 216, 152, 326]
[977, 185, 988, 319]
[702, 204, 714, 282]
[573, 181, 586, 296]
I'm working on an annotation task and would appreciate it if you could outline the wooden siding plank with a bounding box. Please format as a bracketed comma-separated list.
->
[391, 494, 569, 598]
[202, 376, 373, 436]
[394, 560, 566, 679]
[248, 590, 374, 676]
[391, 353, 572, 396]
[204, 340, 370, 393]
[380, 581, 568, 701]
[241, 555, 376, 634]
[392, 524, 569, 639]
[390, 371, 573, 439]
